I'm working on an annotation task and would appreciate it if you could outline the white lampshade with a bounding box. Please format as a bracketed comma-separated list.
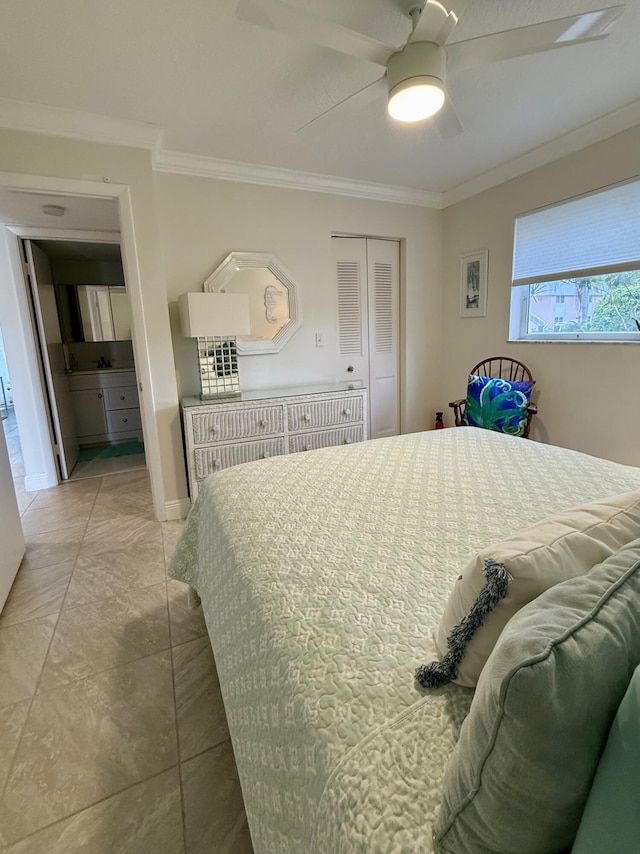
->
[387, 76, 445, 122]
[178, 292, 251, 338]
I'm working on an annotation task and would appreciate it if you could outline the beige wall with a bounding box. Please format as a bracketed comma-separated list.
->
[154, 173, 443, 435]
[5, 121, 634, 510]
[0, 129, 444, 513]
[442, 125, 640, 466]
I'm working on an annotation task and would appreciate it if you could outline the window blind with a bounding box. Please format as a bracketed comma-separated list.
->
[512, 178, 640, 286]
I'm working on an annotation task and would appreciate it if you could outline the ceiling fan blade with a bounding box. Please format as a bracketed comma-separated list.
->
[410, 1, 469, 48]
[297, 77, 387, 132]
[236, 0, 395, 67]
[432, 96, 463, 139]
[410, 0, 452, 44]
[434, 11, 460, 46]
[446, 0, 469, 18]
[445, 5, 624, 75]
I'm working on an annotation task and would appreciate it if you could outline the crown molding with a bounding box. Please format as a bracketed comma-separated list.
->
[0, 97, 440, 206]
[4, 95, 638, 211]
[0, 97, 162, 151]
[153, 148, 443, 208]
[443, 99, 640, 208]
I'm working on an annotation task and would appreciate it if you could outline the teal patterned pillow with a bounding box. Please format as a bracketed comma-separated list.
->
[464, 374, 534, 437]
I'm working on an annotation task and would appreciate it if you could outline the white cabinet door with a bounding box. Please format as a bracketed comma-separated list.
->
[366, 238, 400, 439]
[334, 237, 400, 439]
[0, 425, 24, 613]
[70, 389, 107, 438]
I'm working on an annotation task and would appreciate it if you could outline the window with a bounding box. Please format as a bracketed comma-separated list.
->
[509, 178, 640, 341]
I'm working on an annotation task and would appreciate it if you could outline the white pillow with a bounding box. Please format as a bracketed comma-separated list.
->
[434, 539, 640, 853]
[419, 490, 640, 688]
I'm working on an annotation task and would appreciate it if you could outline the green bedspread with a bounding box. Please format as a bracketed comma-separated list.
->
[169, 428, 640, 854]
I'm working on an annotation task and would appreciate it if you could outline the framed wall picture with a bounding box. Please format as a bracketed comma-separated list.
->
[460, 249, 488, 317]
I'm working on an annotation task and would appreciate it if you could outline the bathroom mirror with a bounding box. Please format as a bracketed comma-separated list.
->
[204, 252, 302, 355]
[56, 284, 132, 342]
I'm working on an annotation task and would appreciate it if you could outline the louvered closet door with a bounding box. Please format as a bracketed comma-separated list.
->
[333, 237, 400, 439]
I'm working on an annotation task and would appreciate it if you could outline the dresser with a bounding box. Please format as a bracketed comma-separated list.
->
[67, 369, 143, 445]
[181, 383, 368, 500]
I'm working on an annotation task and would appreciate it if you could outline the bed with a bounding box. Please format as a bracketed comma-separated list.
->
[169, 427, 640, 854]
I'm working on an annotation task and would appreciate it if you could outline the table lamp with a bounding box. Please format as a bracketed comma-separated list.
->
[178, 292, 251, 399]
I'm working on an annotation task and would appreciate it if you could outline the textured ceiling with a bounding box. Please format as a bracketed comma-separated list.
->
[0, 0, 638, 195]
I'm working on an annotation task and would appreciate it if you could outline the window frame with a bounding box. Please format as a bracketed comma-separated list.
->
[509, 283, 640, 343]
[509, 177, 640, 344]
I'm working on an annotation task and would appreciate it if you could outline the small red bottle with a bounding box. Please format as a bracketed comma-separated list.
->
[435, 411, 444, 429]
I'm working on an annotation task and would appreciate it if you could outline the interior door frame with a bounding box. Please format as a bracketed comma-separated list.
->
[0, 172, 165, 518]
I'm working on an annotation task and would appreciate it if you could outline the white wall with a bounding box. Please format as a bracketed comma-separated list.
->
[0, 226, 59, 489]
[154, 174, 443, 435]
[0, 419, 24, 611]
[442, 125, 640, 467]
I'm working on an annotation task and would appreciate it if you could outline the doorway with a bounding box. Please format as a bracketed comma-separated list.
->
[0, 178, 162, 517]
[23, 237, 145, 482]
[333, 236, 400, 439]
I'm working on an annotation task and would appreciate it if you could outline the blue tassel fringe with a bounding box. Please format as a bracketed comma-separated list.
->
[415, 558, 512, 689]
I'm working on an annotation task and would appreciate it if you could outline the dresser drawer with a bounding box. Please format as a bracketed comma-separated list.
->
[104, 386, 139, 411]
[287, 395, 363, 431]
[194, 437, 286, 478]
[106, 408, 142, 434]
[289, 425, 364, 454]
[191, 406, 284, 445]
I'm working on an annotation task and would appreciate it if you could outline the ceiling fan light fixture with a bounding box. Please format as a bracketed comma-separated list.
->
[387, 75, 445, 122]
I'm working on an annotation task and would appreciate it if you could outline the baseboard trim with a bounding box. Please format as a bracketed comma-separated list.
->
[165, 498, 191, 520]
[24, 473, 57, 492]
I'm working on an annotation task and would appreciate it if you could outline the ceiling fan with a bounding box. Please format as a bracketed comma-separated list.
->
[236, 0, 624, 138]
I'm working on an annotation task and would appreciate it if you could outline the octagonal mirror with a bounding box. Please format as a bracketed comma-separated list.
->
[204, 252, 302, 355]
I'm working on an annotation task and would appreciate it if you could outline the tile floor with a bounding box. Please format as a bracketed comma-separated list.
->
[0, 410, 254, 854]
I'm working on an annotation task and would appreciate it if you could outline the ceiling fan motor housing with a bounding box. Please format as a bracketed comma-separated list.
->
[387, 40, 445, 98]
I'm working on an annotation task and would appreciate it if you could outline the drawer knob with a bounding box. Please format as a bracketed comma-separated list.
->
[302, 413, 310, 421]
[120, 395, 125, 401]
[212, 424, 220, 433]
[343, 409, 351, 417]
[123, 418, 128, 423]
[213, 459, 221, 469]
[97, 393, 103, 399]
[259, 419, 267, 427]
